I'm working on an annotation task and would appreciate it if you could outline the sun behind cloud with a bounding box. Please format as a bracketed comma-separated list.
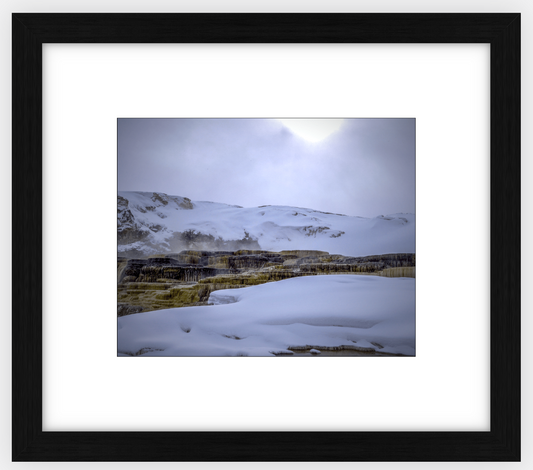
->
[278, 118, 345, 143]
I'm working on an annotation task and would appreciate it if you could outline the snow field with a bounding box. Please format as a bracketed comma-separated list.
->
[117, 274, 415, 357]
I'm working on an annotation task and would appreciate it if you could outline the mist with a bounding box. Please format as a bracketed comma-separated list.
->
[118, 118, 415, 218]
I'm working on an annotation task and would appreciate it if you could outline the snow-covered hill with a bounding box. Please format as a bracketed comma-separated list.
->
[118, 191, 415, 258]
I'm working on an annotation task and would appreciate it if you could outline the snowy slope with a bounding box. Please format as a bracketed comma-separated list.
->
[118, 191, 415, 257]
[117, 275, 415, 357]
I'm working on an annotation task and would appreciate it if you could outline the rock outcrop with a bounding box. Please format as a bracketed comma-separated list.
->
[118, 250, 415, 316]
[117, 196, 149, 244]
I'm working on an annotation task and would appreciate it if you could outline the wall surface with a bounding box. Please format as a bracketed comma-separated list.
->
[2, 1, 530, 469]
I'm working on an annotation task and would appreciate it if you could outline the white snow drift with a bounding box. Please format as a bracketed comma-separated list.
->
[118, 191, 415, 257]
[117, 275, 415, 357]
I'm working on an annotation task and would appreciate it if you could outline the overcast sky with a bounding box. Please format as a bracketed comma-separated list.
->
[118, 118, 415, 218]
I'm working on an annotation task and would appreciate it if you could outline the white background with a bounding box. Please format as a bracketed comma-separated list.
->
[2, 0, 530, 469]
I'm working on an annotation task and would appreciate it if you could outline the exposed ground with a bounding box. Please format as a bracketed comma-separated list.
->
[118, 250, 415, 315]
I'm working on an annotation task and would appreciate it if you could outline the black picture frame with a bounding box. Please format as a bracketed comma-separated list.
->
[12, 13, 520, 461]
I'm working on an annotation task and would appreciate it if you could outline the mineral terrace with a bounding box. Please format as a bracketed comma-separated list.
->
[117, 250, 415, 316]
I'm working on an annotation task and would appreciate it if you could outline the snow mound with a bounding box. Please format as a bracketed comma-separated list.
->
[117, 275, 415, 357]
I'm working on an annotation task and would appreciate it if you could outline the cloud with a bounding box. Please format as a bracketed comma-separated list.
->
[118, 118, 415, 217]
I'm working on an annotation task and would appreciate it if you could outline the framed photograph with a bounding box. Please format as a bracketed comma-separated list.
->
[12, 13, 520, 461]
[116, 117, 416, 358]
